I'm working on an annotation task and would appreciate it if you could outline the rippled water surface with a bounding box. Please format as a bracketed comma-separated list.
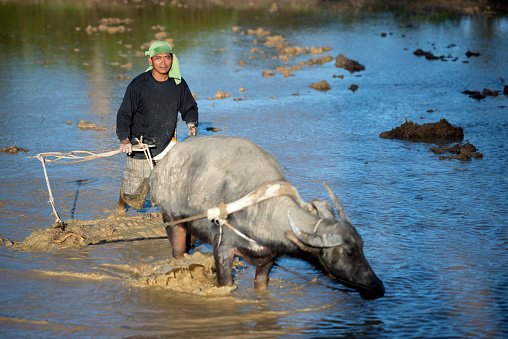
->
[1, 1, 507, 337]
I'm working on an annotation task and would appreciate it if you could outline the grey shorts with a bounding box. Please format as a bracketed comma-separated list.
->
[120, 156, 155, 210]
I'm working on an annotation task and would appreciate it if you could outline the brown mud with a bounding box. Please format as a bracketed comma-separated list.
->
[0, 145, 29, 155]
[12, 212, 166, 251]
[430, 143, 484, 161]
[77, 120, 108, 131]
[380, 119, 483, 161]
[380, 118, 464, 140]
[309, 80, 331, 91]
[1, 212, 242, 295]
[335, 54, 365, 73]
[462, 88, 504, 100]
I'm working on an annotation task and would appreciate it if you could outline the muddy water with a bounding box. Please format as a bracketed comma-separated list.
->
[1, 1, 508, 337]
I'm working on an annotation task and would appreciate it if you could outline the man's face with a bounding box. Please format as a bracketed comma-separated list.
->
[149, 53, 173, 75]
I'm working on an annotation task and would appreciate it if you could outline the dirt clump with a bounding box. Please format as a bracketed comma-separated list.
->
[380, 118, 463, 141]
[262, 70, 275, 78]
[462, 88, 500, 100]
[309, 80, 331, 91]
[413, 48, 443, 60]
[77, 120, 107, 131]
[1, 144, 29, 155]
[466, 50, 481, 57]
[214, 91, 231, 99]
[349, 84, 359, 92]
[430, 143, 483, 161]
[301, 55, 334, 66]
[335, 54, 365, 73]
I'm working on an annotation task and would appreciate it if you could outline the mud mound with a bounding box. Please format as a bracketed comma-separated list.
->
[15, 213, 166, 251]
[309, 80, 331, 91]
[335, 54, 365, 73]
[380, 119, 483, 161]
[430, 143, 483, 161]
[379, 118, 464, 141]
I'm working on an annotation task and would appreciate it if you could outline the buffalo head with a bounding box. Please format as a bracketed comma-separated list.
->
[285, 182, 385, 300]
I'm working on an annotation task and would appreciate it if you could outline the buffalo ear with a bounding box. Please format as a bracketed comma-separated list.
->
[285, 231, 321, 253]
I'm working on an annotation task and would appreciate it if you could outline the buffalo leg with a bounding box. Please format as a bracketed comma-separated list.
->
[213, 236, 235, 287]
[254, 259, 274, 290]
[163, 213, 187, 259]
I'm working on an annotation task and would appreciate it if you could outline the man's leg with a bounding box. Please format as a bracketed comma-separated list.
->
[115, 157, 153, 213]
[115, 193, 127, 214]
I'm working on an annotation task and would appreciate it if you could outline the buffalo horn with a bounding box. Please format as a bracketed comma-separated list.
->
[323, 181, 351, 224]
[287, 213, 344, 248]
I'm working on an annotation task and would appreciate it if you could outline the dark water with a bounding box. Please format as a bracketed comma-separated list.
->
[1, 1, 507, 337]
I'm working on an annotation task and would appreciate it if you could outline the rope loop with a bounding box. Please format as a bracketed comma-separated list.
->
[218, 202, 228, 219]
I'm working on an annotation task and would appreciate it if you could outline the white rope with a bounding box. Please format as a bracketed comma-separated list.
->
[36, 154, 63, 225]
[30, 139, 155, 227]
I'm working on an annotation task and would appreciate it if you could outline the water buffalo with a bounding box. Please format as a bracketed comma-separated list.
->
[150, 135, 385, 299]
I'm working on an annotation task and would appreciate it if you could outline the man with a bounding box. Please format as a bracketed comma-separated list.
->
[115, 41, 198, 213]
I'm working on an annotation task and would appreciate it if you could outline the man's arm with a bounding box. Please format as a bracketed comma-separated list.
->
[178, 79, 199, 135]
[116, 84, 137, 151]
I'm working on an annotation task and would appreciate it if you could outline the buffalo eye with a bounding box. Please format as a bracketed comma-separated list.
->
[345, 248, 357, 257]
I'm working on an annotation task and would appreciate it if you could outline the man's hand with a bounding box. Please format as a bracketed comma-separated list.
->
[187, 122, 198, 136]
[120, 139, 132, 155]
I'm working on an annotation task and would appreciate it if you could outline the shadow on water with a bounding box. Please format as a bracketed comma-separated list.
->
[1, 0, 508, 338]
[69, 179, 91, 219]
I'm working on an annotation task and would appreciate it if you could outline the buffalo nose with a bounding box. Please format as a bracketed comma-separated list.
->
[360, 280, 385, 300]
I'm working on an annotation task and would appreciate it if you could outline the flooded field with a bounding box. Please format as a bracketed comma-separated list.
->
[1, 0, 507, 337]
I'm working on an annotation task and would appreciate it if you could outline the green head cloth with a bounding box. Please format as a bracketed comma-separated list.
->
[145, 41, 181, 85]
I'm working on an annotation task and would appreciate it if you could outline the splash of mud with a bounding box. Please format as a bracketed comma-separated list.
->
[1, 213, 245, 295]
[34, 251, 240, 295]
[121, 251, 241, 295]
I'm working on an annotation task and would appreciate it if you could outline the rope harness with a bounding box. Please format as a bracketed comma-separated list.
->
[84, 180, 313, 247]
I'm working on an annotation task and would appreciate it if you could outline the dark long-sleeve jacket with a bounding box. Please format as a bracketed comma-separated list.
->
[116, 71, 198, 159]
